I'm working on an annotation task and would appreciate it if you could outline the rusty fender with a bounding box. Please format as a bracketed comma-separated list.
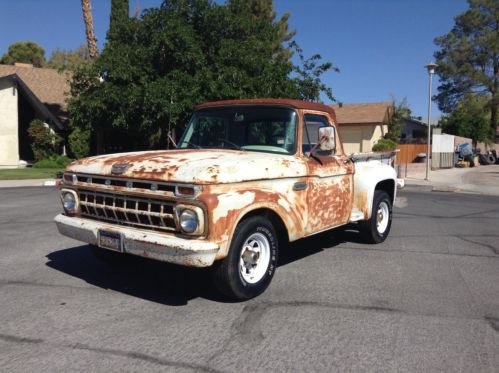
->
[54, 214, 218, 267]
[198, 179, 308, 259]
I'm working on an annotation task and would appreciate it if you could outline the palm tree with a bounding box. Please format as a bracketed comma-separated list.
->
[81, 0, 98, 59]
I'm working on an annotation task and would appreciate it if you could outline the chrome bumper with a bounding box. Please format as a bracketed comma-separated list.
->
[54, 214, 218, 267]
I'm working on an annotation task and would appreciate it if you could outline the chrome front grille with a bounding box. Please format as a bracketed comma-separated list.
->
[78, 189, 177, 232]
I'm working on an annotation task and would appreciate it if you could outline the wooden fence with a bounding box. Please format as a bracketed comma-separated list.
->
[396, 144, 429, 164]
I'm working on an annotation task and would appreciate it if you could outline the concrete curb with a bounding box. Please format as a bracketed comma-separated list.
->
[403, 179, 499, 197]
[0, 179, 60, 188]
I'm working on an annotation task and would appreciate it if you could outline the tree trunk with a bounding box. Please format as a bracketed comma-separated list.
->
[81, 0, 98, 59]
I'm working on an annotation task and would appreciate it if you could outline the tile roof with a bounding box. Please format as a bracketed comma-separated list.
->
[0, 64, 71, 122]
[331, 101, 393, 125]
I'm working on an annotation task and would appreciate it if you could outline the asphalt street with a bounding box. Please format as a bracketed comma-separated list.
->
[0, 186, 498, 372]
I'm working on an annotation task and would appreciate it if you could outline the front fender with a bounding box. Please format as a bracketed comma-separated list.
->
[198, 180, 306, 259]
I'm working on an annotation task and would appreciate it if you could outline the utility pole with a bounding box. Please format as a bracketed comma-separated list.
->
[424, 62, 437, 181]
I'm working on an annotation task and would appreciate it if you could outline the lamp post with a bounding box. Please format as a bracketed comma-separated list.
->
[424, 62, 438, 181]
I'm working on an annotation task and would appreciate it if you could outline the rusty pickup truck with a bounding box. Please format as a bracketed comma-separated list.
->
[55, 99, 397, 300]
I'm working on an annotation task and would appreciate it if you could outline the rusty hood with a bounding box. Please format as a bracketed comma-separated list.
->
[66, 149, 307, 184]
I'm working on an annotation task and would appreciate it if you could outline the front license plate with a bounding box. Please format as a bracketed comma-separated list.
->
[98, 230, 122, 252]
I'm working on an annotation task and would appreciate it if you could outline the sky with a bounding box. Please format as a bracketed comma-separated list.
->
[0, 0, 469, 119]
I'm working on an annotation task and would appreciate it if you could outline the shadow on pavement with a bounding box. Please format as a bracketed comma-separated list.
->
[279, 224, 364, 266]
[46, 225, 363, 305]
[46, 245, 222, 306]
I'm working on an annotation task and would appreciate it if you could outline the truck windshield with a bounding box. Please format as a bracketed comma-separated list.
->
[178, 106, 297, 155]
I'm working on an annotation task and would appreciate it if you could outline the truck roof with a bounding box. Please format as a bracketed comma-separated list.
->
[196, 98, 337, 123]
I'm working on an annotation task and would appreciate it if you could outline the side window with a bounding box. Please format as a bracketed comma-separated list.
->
[303, 114, 334, 155]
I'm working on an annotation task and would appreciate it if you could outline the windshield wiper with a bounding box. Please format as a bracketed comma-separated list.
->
[217, 138, 243, 150]
[178, 140, 202, 149]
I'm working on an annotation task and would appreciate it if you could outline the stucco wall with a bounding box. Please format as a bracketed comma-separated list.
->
[339, 124, 387, 154]
[0, 79, 19, 168]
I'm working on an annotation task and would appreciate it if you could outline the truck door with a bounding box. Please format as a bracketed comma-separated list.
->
[302, 113, 354, 235]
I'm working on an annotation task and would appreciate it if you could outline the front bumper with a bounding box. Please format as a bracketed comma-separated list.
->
[54, 214, 219, 267]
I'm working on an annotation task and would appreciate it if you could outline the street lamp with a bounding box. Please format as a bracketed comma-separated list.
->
[424, 62, 438, 181]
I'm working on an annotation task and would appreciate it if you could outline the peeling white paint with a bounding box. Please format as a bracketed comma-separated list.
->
[67, 149, 307, 185]
[213, 191, 256, 221]
[277, 197, 291, 211]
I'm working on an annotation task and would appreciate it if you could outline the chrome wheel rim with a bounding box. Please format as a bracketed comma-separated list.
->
[239, 232, 271, 284]
[376, 201, 390, 234]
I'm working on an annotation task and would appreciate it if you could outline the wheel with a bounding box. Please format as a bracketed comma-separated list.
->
[212, 216, 278, 301]
[358, 190, 392, 244]
[478, 154, 489, 165]
[90, 244, 128, 265]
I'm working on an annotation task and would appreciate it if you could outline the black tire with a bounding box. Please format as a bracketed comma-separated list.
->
[90, 244, 128, 265]
[488, 155, 496, 164]
[358, 190, 392, 244]
[478, 154, 489, 165]
[212, 216, 278, 301]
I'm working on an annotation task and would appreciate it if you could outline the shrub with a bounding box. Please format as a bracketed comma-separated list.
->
[27, 119, 63, 161]
[33, 155, 73, 169]
[372, 138, 397, 152]
[68, 126, 91, 159]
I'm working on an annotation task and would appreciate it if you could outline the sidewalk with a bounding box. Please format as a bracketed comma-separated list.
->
[403, 164, 499, 196]
[0, 179, 58, 188]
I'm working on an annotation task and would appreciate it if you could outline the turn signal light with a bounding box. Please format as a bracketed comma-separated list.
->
[63, 173, 77, 185]
[177, 186, 194, 196]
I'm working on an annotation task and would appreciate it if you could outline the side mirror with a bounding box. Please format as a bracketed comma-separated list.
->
[318, 126, 336, 152]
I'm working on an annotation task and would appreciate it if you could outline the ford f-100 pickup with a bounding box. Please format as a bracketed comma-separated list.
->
[55, 99, 397, 300]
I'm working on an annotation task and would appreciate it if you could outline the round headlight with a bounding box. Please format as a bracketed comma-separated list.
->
[62, 191, 77, 213]
[179, 209, 198, 233]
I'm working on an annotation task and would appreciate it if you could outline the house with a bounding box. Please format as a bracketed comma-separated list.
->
[0, 63, 70, 168]
[400, 117, 428, 143]
[332, 102, 393, 154]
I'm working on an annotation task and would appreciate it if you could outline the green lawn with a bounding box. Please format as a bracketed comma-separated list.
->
[0, 168, 63, 180]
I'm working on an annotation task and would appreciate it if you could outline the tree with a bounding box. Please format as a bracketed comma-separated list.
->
[81, 0, 98, 59]
[108, 0, 130, 42]
[0, 41, 45, 67]
[291, 41, 337, 102]
[384, 98, 411, 142]
[68, 126, 91, 158]
[68, 0, 337, 152]
[433, 0, 499, 140]
[439, 94, 493, 146]
[46, 45, 90, 71]
[27, 119, 63, 161]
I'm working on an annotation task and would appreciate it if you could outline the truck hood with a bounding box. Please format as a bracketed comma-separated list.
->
[66, 149, 307, 184]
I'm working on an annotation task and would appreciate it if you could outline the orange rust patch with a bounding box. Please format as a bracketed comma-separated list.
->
[354, 190, 369, 219]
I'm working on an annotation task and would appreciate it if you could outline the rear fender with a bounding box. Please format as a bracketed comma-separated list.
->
[352, 162, 397, 220]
